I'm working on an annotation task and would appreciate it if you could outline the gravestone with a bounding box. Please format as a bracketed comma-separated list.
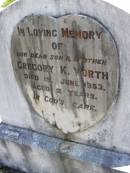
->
[0, 0, 130, 172]
[11, 14, 119, 133]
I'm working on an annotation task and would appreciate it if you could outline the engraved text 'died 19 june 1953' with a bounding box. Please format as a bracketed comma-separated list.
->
[11, 15, 119, 133]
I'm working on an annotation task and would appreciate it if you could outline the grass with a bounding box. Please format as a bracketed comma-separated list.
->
[0, 0, 16, 8]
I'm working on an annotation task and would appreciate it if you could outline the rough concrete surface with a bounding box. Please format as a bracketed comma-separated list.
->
[0, 123, 128, 173]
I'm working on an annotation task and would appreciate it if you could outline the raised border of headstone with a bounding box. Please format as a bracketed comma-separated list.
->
[0, 123, 126, 173]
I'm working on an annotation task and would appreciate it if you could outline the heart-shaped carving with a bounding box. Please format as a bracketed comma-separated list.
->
[11, 15, 119, 133]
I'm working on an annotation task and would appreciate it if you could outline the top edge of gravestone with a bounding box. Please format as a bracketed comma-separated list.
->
[103, 0, 130, 14]
[0, 0, 130, 17]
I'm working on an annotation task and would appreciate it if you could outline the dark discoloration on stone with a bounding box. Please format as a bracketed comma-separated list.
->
[0, 167, 26, 173]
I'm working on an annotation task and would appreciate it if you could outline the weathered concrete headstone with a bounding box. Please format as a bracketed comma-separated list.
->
[11, 14, 119, 133]
[0, 0, 130, 173]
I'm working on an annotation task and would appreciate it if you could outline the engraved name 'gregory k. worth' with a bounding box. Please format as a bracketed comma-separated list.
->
[11, 15, 119, 133]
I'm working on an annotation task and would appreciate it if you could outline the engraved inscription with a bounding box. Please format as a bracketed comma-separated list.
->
[11, 15, 119, 133]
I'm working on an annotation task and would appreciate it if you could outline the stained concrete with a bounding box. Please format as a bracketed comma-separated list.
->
[0, 0, 130, 172]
